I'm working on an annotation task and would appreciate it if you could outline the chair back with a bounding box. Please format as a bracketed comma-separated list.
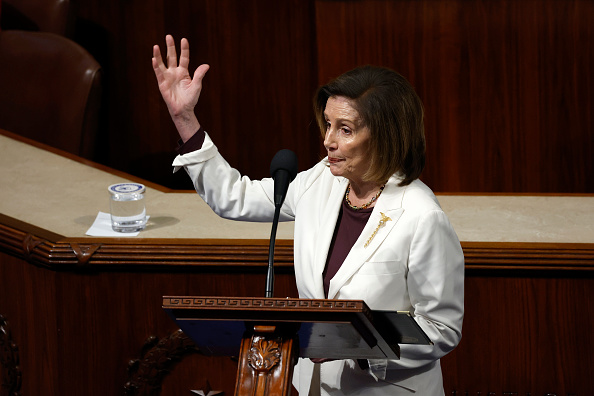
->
[0, 30, 102, 159]
[0, 0, 72, 36]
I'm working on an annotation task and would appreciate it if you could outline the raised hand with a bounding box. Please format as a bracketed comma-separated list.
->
[152, 35, 210, 142]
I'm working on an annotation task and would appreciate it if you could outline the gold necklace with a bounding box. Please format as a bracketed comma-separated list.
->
[345, 184, 385, 210]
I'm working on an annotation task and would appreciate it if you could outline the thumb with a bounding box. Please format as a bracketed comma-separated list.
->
[193, 64, 210, 84]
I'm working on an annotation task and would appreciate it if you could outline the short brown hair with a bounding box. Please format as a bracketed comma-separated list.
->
[314, 65, 425, 186]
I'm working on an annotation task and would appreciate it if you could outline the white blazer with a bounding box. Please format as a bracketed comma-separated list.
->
[173, 133, 464, 395]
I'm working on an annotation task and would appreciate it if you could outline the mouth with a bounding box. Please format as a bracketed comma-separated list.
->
[328, 157, 343, 164]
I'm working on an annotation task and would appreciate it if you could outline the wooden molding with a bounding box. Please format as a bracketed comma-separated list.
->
[461, 241, 594, 271]
[1, 220, 593, 272]
[0, 221, 294, 270]
[163, 297, 366, 311]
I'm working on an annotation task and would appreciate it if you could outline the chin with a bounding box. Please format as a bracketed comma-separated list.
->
[328, 165, 343, 177]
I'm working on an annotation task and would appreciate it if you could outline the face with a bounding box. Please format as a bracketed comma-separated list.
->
[323, 96, 372, 184]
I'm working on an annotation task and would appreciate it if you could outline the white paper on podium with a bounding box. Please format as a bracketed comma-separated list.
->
[85, 211, 150, 237]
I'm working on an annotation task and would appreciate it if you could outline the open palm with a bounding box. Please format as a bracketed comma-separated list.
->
[152, 35, 209, 129]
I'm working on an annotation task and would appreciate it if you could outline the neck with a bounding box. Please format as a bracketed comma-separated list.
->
[346, 180, 385, 209]
[348, 180, 383, 199]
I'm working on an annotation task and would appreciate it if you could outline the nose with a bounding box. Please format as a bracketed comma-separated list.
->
[324, 128, 337, 152]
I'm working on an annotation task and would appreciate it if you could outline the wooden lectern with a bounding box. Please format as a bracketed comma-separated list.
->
[163, 296, 431, 396]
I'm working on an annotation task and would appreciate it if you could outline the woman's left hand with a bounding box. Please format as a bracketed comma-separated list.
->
[152, 35, 209, 142]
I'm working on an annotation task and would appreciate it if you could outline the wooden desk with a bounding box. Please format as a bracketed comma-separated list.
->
[1, 130, 593, 395]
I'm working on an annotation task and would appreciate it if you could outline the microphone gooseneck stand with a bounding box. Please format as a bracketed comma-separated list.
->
[265, 149, 298, 298]
[265, 203, 282, 298]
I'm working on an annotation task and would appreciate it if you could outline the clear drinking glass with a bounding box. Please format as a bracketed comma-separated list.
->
[108, 183, 147, 232]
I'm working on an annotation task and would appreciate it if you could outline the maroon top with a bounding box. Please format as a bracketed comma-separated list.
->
[323, 200, 373, 297]
[176, 127, 205, 155]
[176, 128, 371, 298]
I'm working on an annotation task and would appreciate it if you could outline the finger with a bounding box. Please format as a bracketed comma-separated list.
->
[152, 44, 169, 84]
[165, 34, 178, 68]
[152, 45, 165, 70]
[152, 57, 164, 83]
[179, 38, 190, 70]
[192, 64, 210, 83]
[189, 64, 210, 97]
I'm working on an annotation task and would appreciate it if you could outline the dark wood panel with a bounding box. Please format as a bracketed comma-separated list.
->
[0, 252, 299, 395]
[4, 0, 591, 192]
[314, 0, 594, 193]
[442, 274, 594, 395]
[0, 251, 59, 393]
[74, 0, 320, 190]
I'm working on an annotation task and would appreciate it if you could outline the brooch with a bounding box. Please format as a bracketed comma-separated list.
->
[364, 212, 392, 248]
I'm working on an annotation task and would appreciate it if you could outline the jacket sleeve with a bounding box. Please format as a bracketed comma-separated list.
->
[171, 132, 296, 222]
[370, 209, 464, 378]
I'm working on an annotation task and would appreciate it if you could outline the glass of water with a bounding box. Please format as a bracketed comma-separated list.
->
[108, 183, 147, 232]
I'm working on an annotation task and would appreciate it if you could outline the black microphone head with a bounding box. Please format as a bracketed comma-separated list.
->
[270, 149, 298, 181]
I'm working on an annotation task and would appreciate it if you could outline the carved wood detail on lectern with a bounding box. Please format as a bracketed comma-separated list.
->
[234, 325, 297, 396]
[248, 336, 281, 373]
[124, 329, 199, 396]
[165, 296, 365, 310]
[0, 315, 22, 396]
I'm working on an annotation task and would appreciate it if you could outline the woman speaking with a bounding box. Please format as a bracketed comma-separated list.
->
[152, 35, 464, 396]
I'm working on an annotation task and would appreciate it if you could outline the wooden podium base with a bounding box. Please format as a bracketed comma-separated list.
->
[235, 324, 298, 396]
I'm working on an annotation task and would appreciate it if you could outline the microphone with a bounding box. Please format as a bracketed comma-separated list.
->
[269, 149, 299, 207]
[266, 149, 298, 297]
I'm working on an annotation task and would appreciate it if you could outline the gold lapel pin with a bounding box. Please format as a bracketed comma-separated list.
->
[364, 212, 392, 248]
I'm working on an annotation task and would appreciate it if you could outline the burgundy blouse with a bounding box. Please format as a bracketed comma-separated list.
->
[322, 200, 372, 297]
[176, 127, 205, 155]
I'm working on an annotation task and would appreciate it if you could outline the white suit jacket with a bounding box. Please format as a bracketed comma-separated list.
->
[173, 133, 464, 395]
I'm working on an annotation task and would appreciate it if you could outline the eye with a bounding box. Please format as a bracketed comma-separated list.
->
[324, 120, 331, 130]
[341, 127, 352, 135]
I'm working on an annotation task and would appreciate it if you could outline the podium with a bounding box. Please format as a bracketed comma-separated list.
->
[163, 296, 431, 396]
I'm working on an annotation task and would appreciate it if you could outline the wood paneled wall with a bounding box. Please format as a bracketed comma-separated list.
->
[1, 221, 593, 395]
[441, 272, 594, 395]
[69, 0, 592, 193]
[73, 0, 320, 190]
[0, 251, 298, 396]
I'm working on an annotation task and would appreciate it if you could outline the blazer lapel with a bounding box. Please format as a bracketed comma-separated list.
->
[327, 178, 406, 299]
